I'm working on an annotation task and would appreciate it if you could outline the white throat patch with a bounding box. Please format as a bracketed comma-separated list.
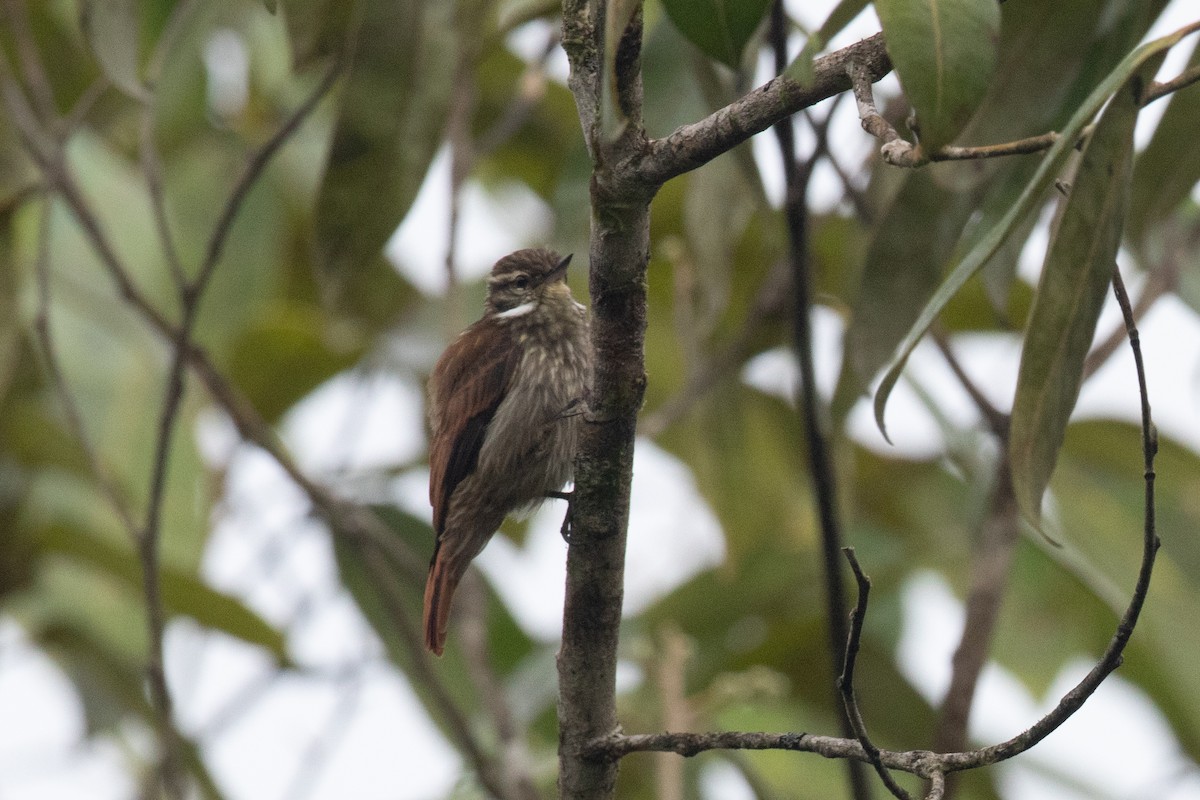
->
[496, 301, 536, 319]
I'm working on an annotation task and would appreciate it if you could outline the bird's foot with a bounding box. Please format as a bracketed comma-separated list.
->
[546, 490, 574, 542]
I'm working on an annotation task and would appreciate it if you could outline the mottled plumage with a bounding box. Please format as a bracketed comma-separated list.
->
[424, 248, 590, 655]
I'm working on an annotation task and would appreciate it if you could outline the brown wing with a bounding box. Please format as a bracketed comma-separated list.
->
[428, 318, 517, 535]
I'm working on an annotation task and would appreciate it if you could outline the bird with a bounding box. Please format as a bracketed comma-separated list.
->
[424, 248, 591, 656]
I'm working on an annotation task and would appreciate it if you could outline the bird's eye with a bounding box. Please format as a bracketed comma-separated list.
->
[513, 275, 530, 290]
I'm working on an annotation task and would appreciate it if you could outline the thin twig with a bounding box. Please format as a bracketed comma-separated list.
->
[0, 0, 57, 121]
[931, 331, 1008, 439]
[141, 104, 189, 288]
[847, 60, 912, 164]
[638, 32, 893, 187]
[139, 273, 192, 800]
[924, 771, 946, 800]
[586, 267, 1161, 783]
[59, 77, 110, 138]
[137, 53, 344, 800]
[475, 30, 558, 157]
[769, 5, 871, 798]
[839, 549, 912, 800]
[1143, 63, 1200, 106]
[1083, 256, 1182, 380]
[654, 627, 693, 800]
[198, 55, 343, 297]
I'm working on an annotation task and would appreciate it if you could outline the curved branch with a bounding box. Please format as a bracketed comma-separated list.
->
[585, 265, 1161, 786]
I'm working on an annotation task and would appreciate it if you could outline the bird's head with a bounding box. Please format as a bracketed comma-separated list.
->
[484, 248, 573, 315]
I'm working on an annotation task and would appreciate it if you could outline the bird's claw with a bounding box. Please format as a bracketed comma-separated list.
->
[546, 490, 574, 542]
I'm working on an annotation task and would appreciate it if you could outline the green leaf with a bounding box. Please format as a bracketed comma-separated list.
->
[1129, 36, 1200, 245]
[873, 21, 1200, 441]
[79, 0, 148, 100]
[41, 524, 289, 664]
[874, 0, 1001, 152]
[313, 0, 455, 304]
[834, 167, 977, 413]
[1008, 64, 1149, 526]
[227, 303, 364, 423]
[786, 0, 871, 84]
[660, 0, 772, 69]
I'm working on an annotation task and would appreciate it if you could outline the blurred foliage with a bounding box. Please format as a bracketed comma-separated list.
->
[1, 0, 1199, 799]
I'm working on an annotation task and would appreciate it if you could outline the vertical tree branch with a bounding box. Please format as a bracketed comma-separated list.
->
[767, 3, 871, 798]
[558, 2, 651, 798]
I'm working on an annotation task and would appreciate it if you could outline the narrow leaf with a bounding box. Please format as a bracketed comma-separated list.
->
[79, 0, 148, 100]
[873, 21, 1200, 440]
[1008, 63, 1149, 525]
[874, 0, 1000, 152]
[661, 0, 772, 68]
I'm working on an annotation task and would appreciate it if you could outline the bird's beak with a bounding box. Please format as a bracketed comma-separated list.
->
[542, 254, 572, 285]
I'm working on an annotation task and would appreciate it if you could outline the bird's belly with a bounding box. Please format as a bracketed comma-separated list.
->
[475, 344, 586, 509]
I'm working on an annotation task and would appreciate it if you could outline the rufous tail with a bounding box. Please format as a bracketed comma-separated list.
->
[422, 548, 460, 656]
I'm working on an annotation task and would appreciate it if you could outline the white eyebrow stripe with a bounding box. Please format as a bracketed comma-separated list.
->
[496, 301, 536, 319]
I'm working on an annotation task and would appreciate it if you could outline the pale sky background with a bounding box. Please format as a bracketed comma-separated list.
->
[2, 2, 1200, 799]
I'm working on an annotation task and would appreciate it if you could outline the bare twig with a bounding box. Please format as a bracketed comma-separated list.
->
[0, 0, 57, 121]
[927, 334, 1017, 799]
[1143, 63, 1200, 105]
[769, 6, 871, 798]
[924, 770, 946, 800]
[847, 60, 914, 165]
[852, 54, 1200, 168]
[59, 77, 110, 138]
[138, 265, 193, 800]
[654, 627, 694, 800]
[198, 56, 343, 297]
[475, 30, 558, 156]
[136, 52, 344, 800]
[931, 332, 1008, 439]
[1083, 255, 1182, 380]
[838, 549, 912, 800]
[584, 272, 1160, 782]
